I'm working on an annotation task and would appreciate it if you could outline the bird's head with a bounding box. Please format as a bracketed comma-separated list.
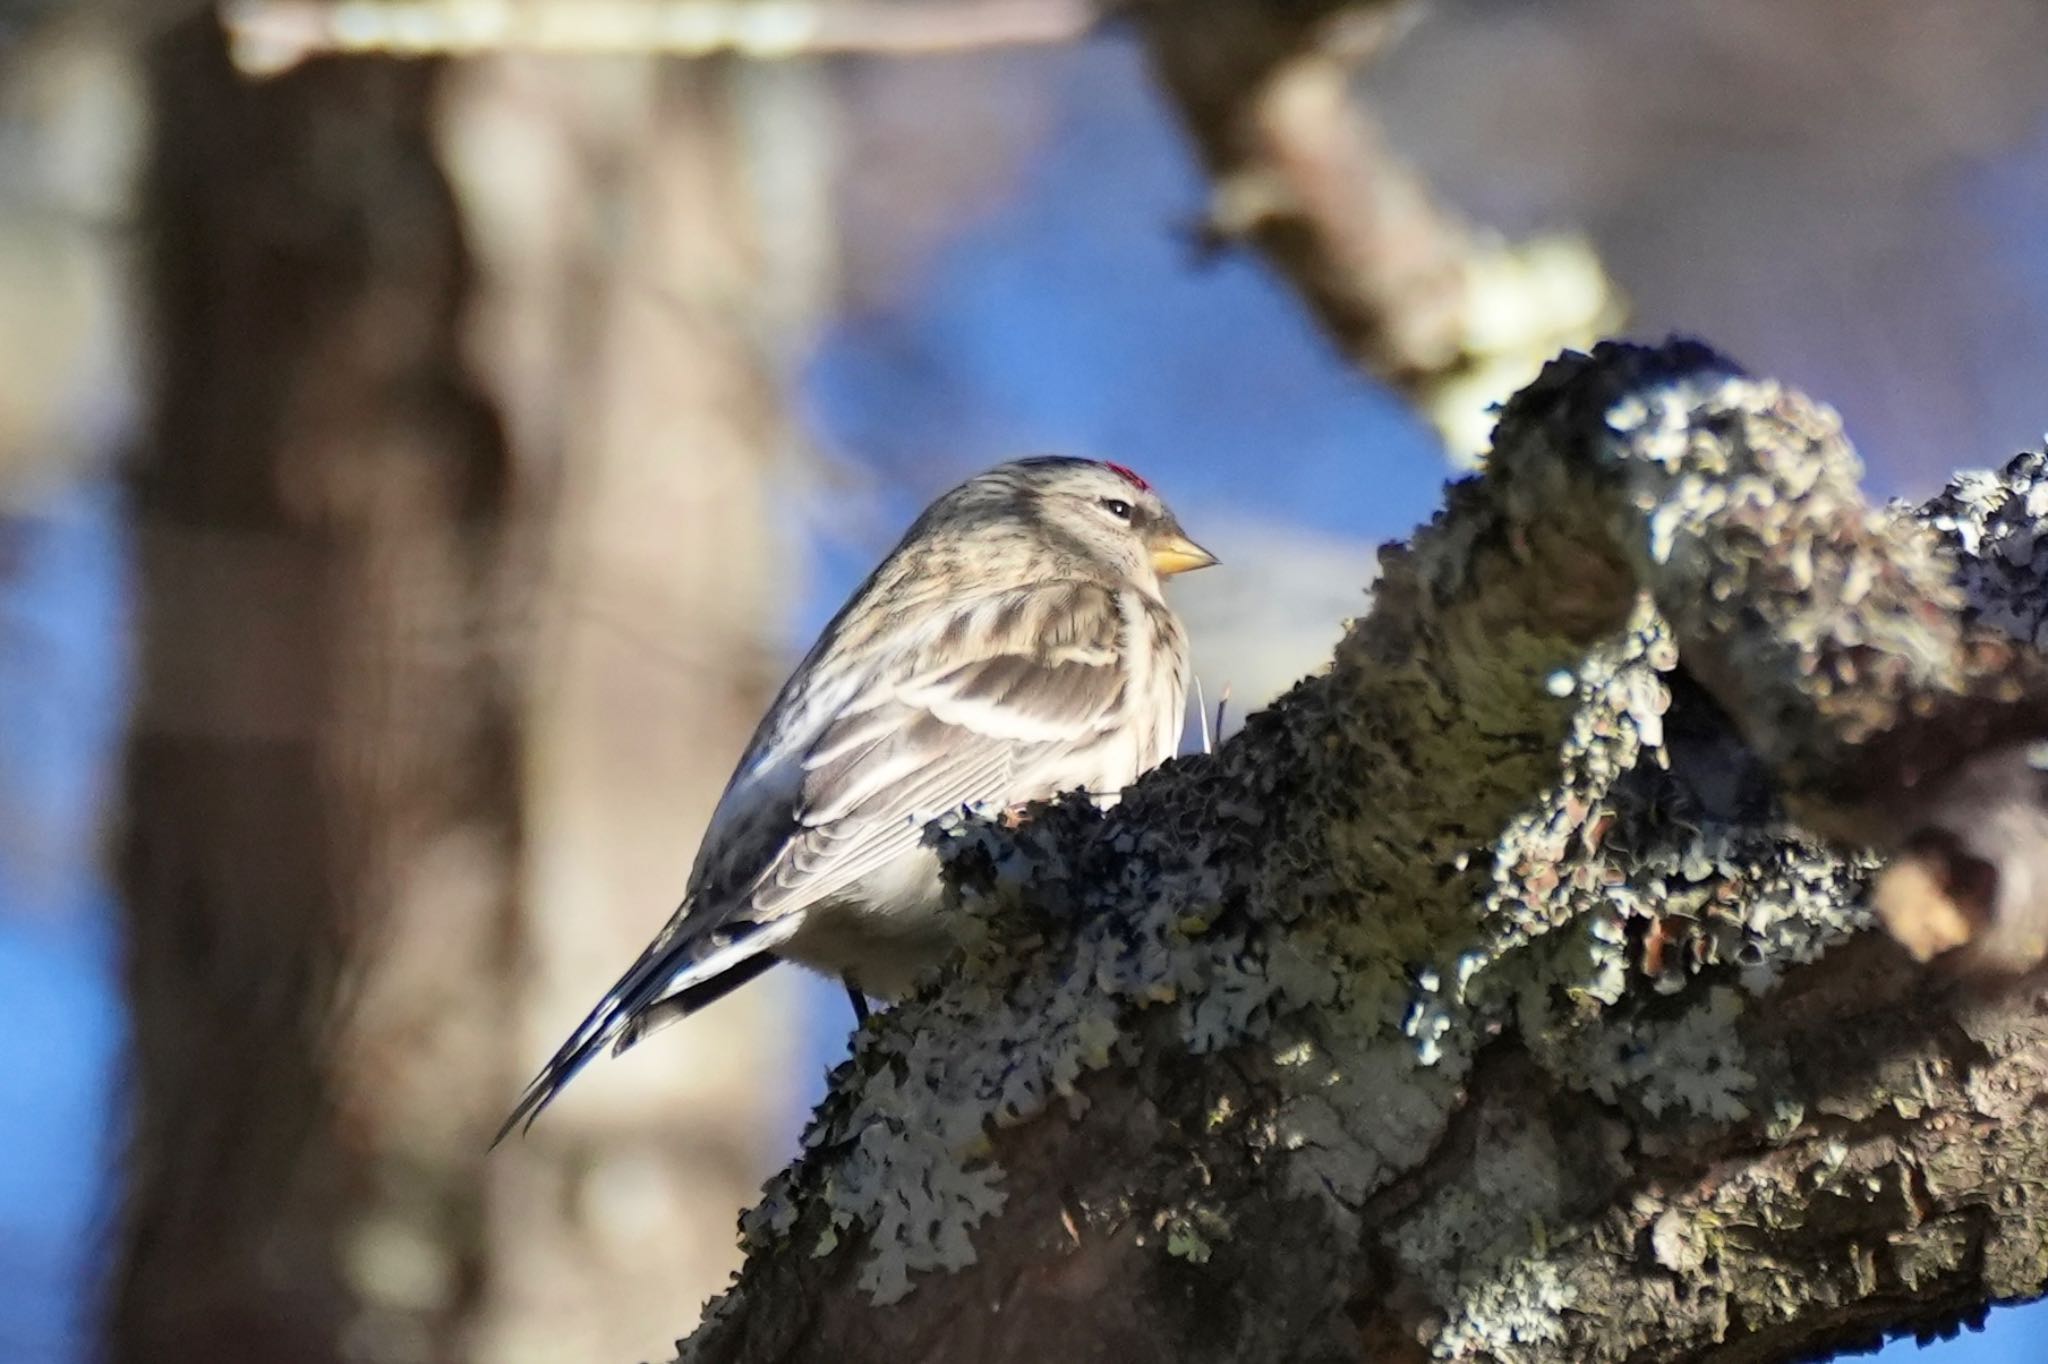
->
[947, 456, 1217, 591]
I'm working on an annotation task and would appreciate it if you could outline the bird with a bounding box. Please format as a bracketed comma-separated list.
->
[496, 456, 1215, 1141]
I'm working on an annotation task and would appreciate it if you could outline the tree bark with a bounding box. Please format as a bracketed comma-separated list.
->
[113, 16, 519, 1362]
[677, 341, 2048, 1363]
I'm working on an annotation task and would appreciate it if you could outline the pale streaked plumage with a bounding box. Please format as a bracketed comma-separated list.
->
[497, 457, 1213, 1139]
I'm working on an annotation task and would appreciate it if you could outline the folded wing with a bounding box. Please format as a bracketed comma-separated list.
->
[495, 580, 1137, 1140]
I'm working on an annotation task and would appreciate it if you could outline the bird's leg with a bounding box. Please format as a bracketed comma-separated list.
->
[842, 975, 871, 1025]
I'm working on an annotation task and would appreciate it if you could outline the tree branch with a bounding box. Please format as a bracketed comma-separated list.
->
[221, 0, 1095, 77]
[1133, 0, 1622, 457]
[674, 341, 2048, 1363]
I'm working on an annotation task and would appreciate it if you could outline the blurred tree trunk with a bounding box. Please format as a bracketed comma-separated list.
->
[441, 53, 817, 1364]
[113, 15, 520, 1362]
[114, 15, 823, 1360]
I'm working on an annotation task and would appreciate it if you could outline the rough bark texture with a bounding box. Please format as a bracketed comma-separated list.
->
[114, 17, 519, 1362]
[677, 342, 2048, 1363]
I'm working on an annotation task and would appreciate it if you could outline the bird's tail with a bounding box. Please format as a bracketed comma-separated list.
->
[491, 915, 797, 1146]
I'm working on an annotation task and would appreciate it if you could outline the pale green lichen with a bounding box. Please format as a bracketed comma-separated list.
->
[1161, 1205, 1230, 1264]
[1164, 1222, 1212, 1264]
[1599, 370, 1974, 775]
[1565, 984, 1756, 1120]
[1430, 1255, 1577, 1358]
[1392, 1115, 1566, 1289]
[1468, 597, 1675, 980]
[739, 1021, 1013, 1303]
[1399, 577, 1865, 1131]
[1765, 1098, 1807, 1141]
[1272, 1029, 1464, 1225]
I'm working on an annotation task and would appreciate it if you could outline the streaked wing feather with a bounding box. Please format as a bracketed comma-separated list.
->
[742, 582, 1130, 922]
[748, 744, 1017, 921]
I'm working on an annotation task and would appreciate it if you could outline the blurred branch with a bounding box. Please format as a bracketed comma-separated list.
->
[0, 14, 141, 506]
[677, 343, 2048, 1362]
[224, 0, 1095, 76]
[1133, 0, 1622, 458]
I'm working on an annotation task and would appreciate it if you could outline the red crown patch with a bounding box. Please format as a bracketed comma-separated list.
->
[1103, 461, 1151, 492]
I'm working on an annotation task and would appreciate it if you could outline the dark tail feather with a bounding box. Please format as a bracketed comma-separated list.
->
[491, 918, 795, 1146]
[606, 950, 779, 1058]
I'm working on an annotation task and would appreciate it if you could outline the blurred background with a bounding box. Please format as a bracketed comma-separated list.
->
[3, 1, 2047, 1361]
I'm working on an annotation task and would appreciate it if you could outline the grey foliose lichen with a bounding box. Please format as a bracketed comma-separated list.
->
[722, 702, 1354, 1308]
[1921, 449, 2048, 650]
[1404, 572, 1868, 1134]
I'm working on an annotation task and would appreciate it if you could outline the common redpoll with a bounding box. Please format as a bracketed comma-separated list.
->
[498, 457, 1214, 1137]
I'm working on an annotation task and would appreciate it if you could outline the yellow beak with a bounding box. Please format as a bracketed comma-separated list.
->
[1150, 532, 1219, 577]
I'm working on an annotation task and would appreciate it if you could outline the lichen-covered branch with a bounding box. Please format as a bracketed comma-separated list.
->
[675, 342, 2048, 1364]
[222, 0, 1094, 77]
[1132, 0, 1622, 456]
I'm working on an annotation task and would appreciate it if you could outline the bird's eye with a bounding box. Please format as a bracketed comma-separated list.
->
[1099, 497, 1134, 520]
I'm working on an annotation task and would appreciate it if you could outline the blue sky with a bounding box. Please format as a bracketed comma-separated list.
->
[0, 481, 128, 1363]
